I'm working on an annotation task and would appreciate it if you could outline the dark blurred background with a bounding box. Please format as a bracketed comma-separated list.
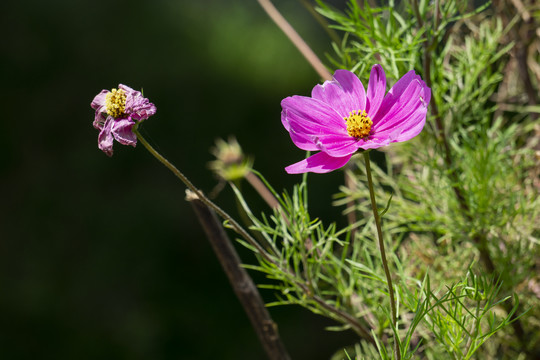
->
[0, 0, 359, 358]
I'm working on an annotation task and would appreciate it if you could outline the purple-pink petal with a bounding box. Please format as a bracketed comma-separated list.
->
[91, 90, 108, 111]
[111, 118, 137, 146]
[285, 152, 352, 174]
[282, 96, 346, 130]
[118, 84, 137, 94]
[282, 96, 352, 153]
[309, 133, 361, 157]
[126, 95, 157, 121]
[357, 137, 392, 150]
[98, 118, 115, 157]
[366, 64, 386, 118]
[333, 70, 366, 112]
[373, 74, 429, 134]
[91, 90, 109, 130]
[93, 111, 107, 130]
[312, 69, 366, 118]
[287, 130, 320, 152]
[391, 107, 427, 143]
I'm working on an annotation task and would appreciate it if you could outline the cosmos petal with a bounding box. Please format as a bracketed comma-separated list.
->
[285, 152, 352, 174]
[373, 74, 429, 134]
[281, 96, 346, 130]
[312, 70, 366, 118]
[91, 90, 108, 111]
[112, 118, 137, 146]
[366, 64, 386, 118]
[98, 118, 115, 157]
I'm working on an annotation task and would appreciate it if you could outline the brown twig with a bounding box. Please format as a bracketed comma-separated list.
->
[187, 192, 291, 360]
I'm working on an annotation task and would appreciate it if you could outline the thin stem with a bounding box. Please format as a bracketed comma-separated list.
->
[363, 151, 400, 360]
[464, 299, 481, 358]
[257, 0, 332, 81]
[133, 127, 274, 265]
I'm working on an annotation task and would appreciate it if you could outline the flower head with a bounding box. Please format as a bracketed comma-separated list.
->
[91, 84, 156, 156]
[209, 137, 253, 181]
[281, 65, 431, 173]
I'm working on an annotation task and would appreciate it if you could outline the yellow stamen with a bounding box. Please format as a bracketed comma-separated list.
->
[345, 110, 372, 138]
[105, 88, 127, 118]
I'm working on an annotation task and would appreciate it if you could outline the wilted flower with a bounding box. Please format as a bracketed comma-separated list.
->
[281, 65, 431, 173]
[91, 84, 156, 156]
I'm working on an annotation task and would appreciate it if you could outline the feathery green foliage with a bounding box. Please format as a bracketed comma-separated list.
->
[210, 0, 539, 358]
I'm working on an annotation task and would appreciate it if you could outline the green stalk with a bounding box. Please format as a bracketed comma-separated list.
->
[133, 127, 273, 265]
[363, 151, 400, 360]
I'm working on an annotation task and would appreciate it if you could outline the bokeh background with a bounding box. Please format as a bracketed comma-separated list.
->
[0, 0, 364, 358]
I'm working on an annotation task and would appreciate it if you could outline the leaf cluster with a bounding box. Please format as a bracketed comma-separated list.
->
[216, 0, 539, 358]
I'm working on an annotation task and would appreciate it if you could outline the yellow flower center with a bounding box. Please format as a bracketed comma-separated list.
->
[105, 88, 127, 118]
[345, 110, 372, 138]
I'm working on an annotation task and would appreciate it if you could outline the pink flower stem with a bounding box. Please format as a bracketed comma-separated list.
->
[256, 0, 332, 81]
[363, 151, 401, 360]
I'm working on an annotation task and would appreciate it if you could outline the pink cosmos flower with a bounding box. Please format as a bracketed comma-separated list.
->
[281, 65, 431, 173]
[91, 84, 156, 156]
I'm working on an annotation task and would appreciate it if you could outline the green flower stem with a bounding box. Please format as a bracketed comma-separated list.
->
[363, 151, 400, 360]
[134, 128, 376, 344]
[133, 127, 273, 265]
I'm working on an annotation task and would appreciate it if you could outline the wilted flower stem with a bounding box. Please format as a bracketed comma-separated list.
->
[363, 151, 400, 360]
[132, 127, 274, 264]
